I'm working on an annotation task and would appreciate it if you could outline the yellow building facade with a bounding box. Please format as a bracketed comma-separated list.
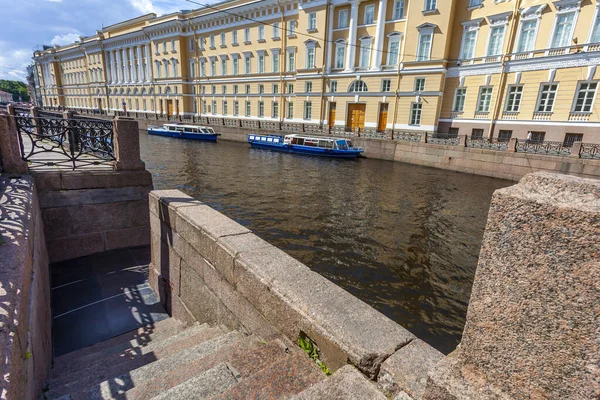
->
[34, 0, 600, 143]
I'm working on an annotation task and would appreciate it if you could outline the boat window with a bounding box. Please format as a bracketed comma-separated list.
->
[347, 140, 354, 148]
[261, 137, 267, 141]
[267, 138, 273, 142]
[176, 127, 185, 132]
[305, 140, 318, 147]
[206, 128, 215, 133]
[297, 138, 304, 145]
[274, 138, 280, 143]
[184, 127, 194, 132]
[168, 126, 177, 131]
[249, 135, 255, 140]
[336, 139, 348, 150]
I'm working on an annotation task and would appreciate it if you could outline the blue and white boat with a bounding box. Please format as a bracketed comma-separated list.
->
[147, 123, 220, 141]
[248, 134, 363, 158]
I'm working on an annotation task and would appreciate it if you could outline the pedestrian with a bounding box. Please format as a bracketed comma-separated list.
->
[526, 131, 532, 143]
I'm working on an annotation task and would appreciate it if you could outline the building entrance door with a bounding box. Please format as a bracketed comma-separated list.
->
[378, 103, 389, 132]
[167, 100, 174, 115]
[97, 98, 102, 111]
[346, 103, 366, 131]
[329, 102, 336, 128]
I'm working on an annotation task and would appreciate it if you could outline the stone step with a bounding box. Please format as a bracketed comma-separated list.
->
[292, 365, 388, 400]
[52, 318, 183, 371]
[149, 363, 238, 400]
[62, 330, 244, 400]
[51, 322, 209, 379]
[213, 351, 325, 400]
[48, 326, 236, 399]
[123, 337, 288, 400]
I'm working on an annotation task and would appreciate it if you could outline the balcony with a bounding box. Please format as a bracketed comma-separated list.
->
[532, 112, 552, 121]
[501, 112, 518, 120]
[568, 113, 591, 122]
[474, 111, 489, 119]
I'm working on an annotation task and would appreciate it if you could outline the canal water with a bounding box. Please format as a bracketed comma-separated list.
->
[139, 133, 511, 354]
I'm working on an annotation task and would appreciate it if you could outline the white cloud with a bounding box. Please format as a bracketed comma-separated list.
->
[50, 32, 80, 46]
[129, 0, 156, 14]
[0, 42, 32, 82]
[128, 0, 199, 16]
[47, 0, 64, 2]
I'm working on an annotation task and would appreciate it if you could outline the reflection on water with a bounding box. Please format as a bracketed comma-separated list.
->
[140, 132, 511, 354]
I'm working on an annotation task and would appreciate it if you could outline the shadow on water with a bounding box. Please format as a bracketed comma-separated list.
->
[140, 132, 511, 354]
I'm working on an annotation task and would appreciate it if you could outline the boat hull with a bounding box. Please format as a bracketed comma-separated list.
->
[249, 141, 362, 158]
[147, 128, 219, 142]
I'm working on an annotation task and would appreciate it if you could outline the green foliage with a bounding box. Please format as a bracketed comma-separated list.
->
[298, 335, 331, 375]
[0, 79, 29, 102]
[25, 351, 32, 359]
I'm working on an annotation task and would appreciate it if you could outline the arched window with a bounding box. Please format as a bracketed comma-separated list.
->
[348, 80, 368, 92]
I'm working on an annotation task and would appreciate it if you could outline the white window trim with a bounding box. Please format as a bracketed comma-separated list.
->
[585, 1, 600, 47]
[386, 32, 403, 66]
[334, 39, 347, 69]
[358, 36, 374, 68]
[515, 5, 546, 55]
[476, 86, 493, 112]
[535, 82, 559, 113]
[459, 18, 483, 61]
[364, 4, 376, 25]
[416, 24, 436, 61]
[484, 12, 510, 56]
[339, 9, 349, 29]
[504, 84, 524, 112]
[452, 87, 467, 112]
[571, 81, 598, 113]
[547, 0, 581, 53]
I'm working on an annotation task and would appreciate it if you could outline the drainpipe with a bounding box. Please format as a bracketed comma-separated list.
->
[319, 0, 332, 130]
[277, 0, 285, 125]
[189, 19, 200, 117]
[391, 0, 412, 135]
[487, 0, 522, 139]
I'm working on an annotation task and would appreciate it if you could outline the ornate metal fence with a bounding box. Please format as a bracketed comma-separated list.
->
[515, 140, 571, 156]
[14, 116, 115, 170]
[428, 133, 459, 146]
[579, 143, 600, 159]
[393, 132, 422, 142]
[466, 137, 508, 151]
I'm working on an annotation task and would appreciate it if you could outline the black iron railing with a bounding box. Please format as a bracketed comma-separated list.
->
[14, 116, 115, 170]
[393, 132, 422, 142]
[579, 143, 600, 159]
[515, 140, 571, 156]
[467, 137, 508, 151]
[428, 133, 460, 146]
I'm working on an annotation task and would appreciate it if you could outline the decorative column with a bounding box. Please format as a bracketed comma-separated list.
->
[325, 4, 335, 73]
[0, 113, 29, 174]
[145, 44, 152, 82]
[344, 0, 359, 73]
[372, 0, 387, 70]
[130, 47, 137, 82]
[136, 46, 143, 82]
[115, 49, 123, 83]
[113, 117, 145, 170]
[123, 48, 131, 83]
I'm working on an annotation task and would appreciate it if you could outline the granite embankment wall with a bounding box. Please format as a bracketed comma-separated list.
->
[33, 170, 154, 263]
[91, 114, 600, 182]
[148, 189, 444, 399]
[0, 176, 51, 400]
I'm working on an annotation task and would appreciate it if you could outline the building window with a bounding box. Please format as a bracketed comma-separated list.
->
[189, 60, 195, 78]
[164, 60, 170, 78]
[387, 34, 401, 65]
[308, 13, 317, 31]
[410, 103, 422, 125]
[233, 58, 239, 75]
[448, 128, 459, 137]
[189, 38, 195, 51]
[200, 60, 206, 77]
[364, 5, 375, 24]
[424, 0, 437, 11]
[258, 54, 265, 73]
[212, 85, 216, 94]
[210, 59, 216, 76]
[272, 84, 278, 94]
[304, 101, 312, 119]
[564, 133, 583, 147]
[453, 88, 467, 112]
[245, 84, 250, 94]
[414, 78, 425, 92]
[416, 33, 432, 61]
[222, 85, 227, 94]
[232, 30, 238, 45]
[245, 101, 251, 117]
[339, 9, 348, 28]
[477, 87, 493, 112]
[471, 128, 484, 139]
[258, 101, 264, 117]
[199, 37, 205, 50]
[306, 47, 315, 68]
[287, 102, 293, 118]
[287, 51, 296, 71]
[244, 28, 251, 43]
[505, 85, 524, 112]
[382, 79, 391, 92]
[335, 41, 346, 69]
[223, 101, 228, 115]
[349, 80, 368, 92]
[233, 85, 238, 94]
[460, 29, 477, 60]
[394, 0, 405, 19]
[259, 84, 264, 94]
[487, 25, 506, 56]
[234, 101, 239, 116]
[529, 131, 545, 143]
[245, 56, 251, 74]
[272, 53, 280, 72]
[498, 130, 512, 142]
[171, 40, 176, 52]
[221, 59, 227, 75]
[305, 81, 313, 92]
[210, 35, 215, 48]
[287, 83, 294, 94]
[572, 82, 598, 113]
[591, 13, 600, 43]
[517, 20, 538, 53]
[212, 100, 217, 115]
[289, 20, 296, 36]
[330, 81, 337, 93]
[469, 0, 482, 7]
[551, 12, 575, 48]
[258, 26, 265, 41]
[273, 23, 280, 38]
[220, 32, 226, 46]
[359, 37, 373, 68]
[536, 83, 558, 113]
[163, 42, 167, 53]
[273, 102, 279, 118]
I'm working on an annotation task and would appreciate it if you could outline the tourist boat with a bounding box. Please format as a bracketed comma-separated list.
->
[147, 123, 220, 141]
[247, 134, 363, 158]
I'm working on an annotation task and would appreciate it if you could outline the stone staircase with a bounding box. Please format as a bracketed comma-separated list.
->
[45, 317, 385, 399]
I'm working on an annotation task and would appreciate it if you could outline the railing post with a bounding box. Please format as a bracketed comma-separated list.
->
[0, 113, 28, 174]
[421, 132, 428, 143]
[459, 134, 467, 147]
[30, 106, 43, 136]
[506, 137, 518, 152]
[570, 142, 582, 158]
[6, 104, 15, 116]
[113, 117, 145, 171]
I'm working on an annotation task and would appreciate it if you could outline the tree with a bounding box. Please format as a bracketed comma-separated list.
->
[0, 80, 30, 102]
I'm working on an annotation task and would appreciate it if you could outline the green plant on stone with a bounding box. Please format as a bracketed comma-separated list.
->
[298, 335, 330, 375]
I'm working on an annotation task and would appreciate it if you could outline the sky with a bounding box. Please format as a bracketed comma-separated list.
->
[0, 0, 212, 82]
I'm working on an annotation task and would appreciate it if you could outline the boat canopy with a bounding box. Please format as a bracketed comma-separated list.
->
[283, 134, 354, 150]
[163, 124, 215, 134]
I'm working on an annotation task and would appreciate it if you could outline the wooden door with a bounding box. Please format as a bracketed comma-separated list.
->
[167, 100, 174, 115]
[329, 102, 337, 128]
[378, 103, 389, 132]
[347, 104, 366, 130]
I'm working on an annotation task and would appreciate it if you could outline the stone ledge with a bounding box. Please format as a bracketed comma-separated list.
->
[38, 186, 151, 208]
[292, 365, 388, 399]
[32, 170, 153, 191]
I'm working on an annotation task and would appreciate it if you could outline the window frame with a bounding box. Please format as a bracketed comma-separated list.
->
[393, 0, 405, 19]
[339, 9, 349, 28]
[535, 83, 559, 113]
[364, 5, 375, 25]
[476, 86, 493, 113]
[571, 81, 598, 113]
[410, 102, 422, 125]
[505, 84, 524, 113]
[452, 87, 467, 112]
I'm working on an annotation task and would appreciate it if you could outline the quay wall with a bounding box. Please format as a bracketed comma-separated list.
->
[148, 189, 444, 398]
[86, 114, 600, 182]
[0, 176, 51, 400]
[33, 170, 154, 263]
